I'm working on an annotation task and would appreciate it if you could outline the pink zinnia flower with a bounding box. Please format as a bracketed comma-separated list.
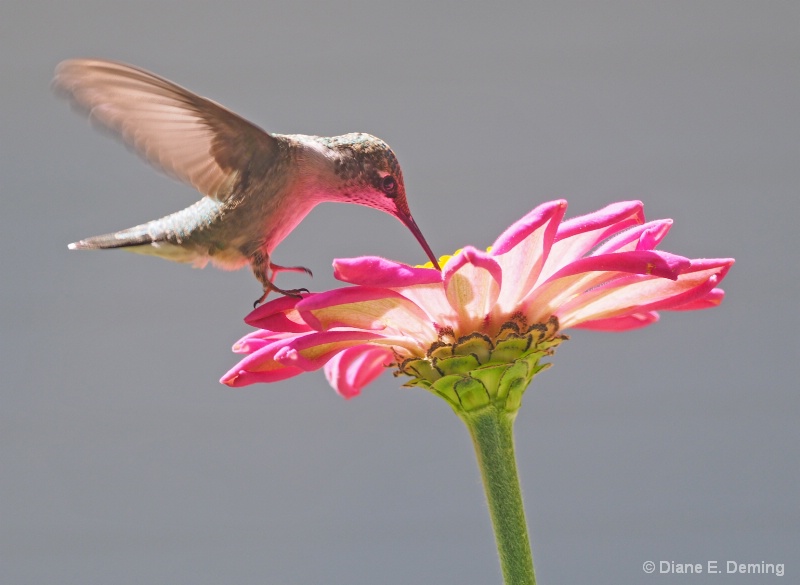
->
[222, 200, 732, 403]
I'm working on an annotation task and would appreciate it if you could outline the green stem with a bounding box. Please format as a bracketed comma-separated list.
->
[460, 407, 536, 585]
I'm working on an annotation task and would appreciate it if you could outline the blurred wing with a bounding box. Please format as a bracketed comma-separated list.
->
[53, 59, 279, 201]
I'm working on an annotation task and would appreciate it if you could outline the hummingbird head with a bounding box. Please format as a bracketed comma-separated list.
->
[317, 133, 441, 270]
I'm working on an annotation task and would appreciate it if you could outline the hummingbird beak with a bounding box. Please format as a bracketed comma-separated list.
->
[397, 212, 441, 270]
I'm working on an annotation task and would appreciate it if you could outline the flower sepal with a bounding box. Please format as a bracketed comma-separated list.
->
[397, 316, 567, 414]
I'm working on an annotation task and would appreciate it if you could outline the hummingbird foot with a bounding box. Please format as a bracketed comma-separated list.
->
[251, 251, 312, 307]
[269, 262, 313, 277]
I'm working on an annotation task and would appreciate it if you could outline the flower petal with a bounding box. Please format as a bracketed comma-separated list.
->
[573, 311, 660, 331]
[232, 330, 300, 353]
[556, 258, 734, 328]
[392, 282, 457, 331]
[491, 200, 566, 311]
[537, 201, 644, 282]
[631, 259, 733, 312]
[443, 247, 502, 334]
[546, 250, 689, 282]
[332, 257, 459, 332]
[297, 286, 437, 346]
[333, 256, 441, 286]
[324, 345, 394, 398]
[221, 367, 306, 387]
[592, 219, 673, 255]
[491, 199, 567, 255]
[669, 287, 726, 311]
[274, 330, 388, 371]
[524, 250, 691, 323]
[542, 201, 645, 279]
[555, 200, 644, 243]
[221, 336, 309, 387]
[244, 294, 313, 333]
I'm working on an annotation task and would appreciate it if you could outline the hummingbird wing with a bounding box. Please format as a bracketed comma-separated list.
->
[53, 59, 279, 201]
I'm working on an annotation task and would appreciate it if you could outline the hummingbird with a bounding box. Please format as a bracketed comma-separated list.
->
[54, 59, 440, 305]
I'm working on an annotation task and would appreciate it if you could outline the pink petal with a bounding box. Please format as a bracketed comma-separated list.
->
[221, 336, 309, 387]
[392, 282, 456, 331]
[273, 330, 388, 371]
[636, 259, 734, 312]
[669, 287, 726, 310]
[297, 286, 437, 345]
[555, 200, 645, 242]
[232, 330, 300, 354]
[592, 219, 673, 255]
[546, 250, 690, 282]
[333, 258, 455, 332]
[573, 311, 660, 331]
[443, 247, 502, 334]
[443, 246, 503, 285]
[491, 200, 567, 311]
[536, 201, 645, 283]
[324, 345, 394, 398]
[553, 200, 644, 251]
[244, 294, 314, 333]
[524, 250, 690, 323]
[639, 223, 672, 251]
[220, 366, 305, 387]
[491, 199, 567, 255]
[556, 258, 733, 328]
[333, 256, 441, 286]
[635, 221, 672, 251]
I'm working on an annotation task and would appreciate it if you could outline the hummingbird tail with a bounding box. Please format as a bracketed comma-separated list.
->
[66, 224, 205, 266]
[68, 226, 154, 250]
[68, 198, 225, 251]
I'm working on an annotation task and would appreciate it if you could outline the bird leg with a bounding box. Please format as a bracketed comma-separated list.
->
[250, 251, 311, 307]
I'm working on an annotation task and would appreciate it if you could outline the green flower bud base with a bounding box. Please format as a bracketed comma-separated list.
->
[395, 316, 567, 585]
[397, 315, 566, 415]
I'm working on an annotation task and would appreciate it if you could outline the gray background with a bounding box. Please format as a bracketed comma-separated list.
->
[2, 2, 797, 584]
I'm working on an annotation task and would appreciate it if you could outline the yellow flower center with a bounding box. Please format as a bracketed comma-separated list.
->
[416, 246, 493, 269]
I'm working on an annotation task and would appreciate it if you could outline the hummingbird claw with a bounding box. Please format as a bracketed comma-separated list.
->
[271, 286, 309, 298]
[269, 263, 313, 278]
[253, 284, 310, 307]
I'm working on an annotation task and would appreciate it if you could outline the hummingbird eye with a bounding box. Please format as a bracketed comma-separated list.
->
[381, 175, 398, 197]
